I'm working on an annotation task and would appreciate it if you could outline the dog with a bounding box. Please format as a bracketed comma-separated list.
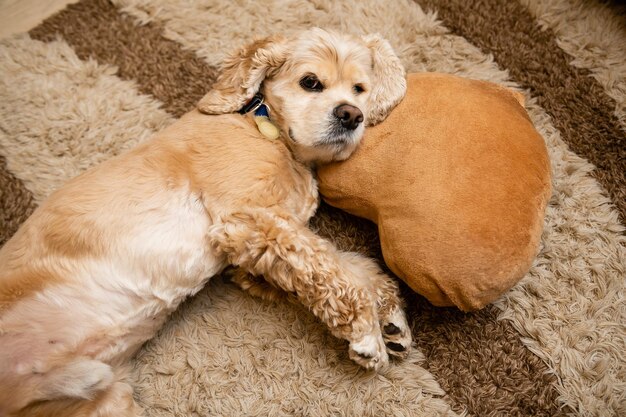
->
[0, 28, 410, 416]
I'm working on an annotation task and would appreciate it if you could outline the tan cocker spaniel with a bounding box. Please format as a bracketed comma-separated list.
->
[0, 28, 410, 416]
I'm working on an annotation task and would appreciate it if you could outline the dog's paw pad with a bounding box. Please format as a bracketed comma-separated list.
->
[381, 308, 412, 359]
[383, 323, 401, 335]
[356, 351, 374, 359]
[385, 341, 406, 352]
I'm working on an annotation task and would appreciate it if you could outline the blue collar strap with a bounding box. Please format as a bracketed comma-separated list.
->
[239, 93, 265, 114]
[254, 103, 270, 117]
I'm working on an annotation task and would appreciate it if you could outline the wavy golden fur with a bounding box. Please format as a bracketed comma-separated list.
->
[0, 28, 408, 416]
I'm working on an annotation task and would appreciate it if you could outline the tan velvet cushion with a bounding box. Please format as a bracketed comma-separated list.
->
[317, 73, 552, 311]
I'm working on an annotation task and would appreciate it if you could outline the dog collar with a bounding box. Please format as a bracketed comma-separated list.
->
[238, 92, 265, 115]
[239, 93, 280, 140]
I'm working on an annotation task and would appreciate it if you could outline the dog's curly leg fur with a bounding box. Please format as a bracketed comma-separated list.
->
[209, 209, 389, 370]
[334, 253, 412, 359]
[231, 259, 413, 360]
[227, 267, 289, 303]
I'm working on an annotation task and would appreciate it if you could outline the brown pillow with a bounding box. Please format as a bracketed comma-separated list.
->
[317, 73, 551, 311]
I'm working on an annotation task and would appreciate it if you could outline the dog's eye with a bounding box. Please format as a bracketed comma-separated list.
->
[300, 75, 324, 92]
[353, 84, 365, 94]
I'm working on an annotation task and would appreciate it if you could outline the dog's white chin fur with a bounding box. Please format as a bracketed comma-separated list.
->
[286, 128, 363, 164]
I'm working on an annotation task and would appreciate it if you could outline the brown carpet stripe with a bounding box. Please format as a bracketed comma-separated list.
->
[407, 302, 568, 417]
[29, 0, 218, 119]
[311, 205, 569, 417]
[415, 0, 626, 223]
[25, 1, 568, 416]
[0, 156, 37, 247]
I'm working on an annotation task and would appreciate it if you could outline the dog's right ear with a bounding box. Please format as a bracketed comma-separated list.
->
[361, 34, 406, 126]
[198, 35, 289, 114]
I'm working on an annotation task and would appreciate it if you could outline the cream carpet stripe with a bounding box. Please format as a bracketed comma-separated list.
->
[109, 1, 626, 414]
[135, 278, 459, 417]
[111, 0, 450, 69]
[493, 107, 626, 417]
[520, 0, 626, 130]
[0, 34, 174, 202]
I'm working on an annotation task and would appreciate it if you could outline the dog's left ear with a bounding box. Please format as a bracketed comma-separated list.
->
[198, 35, 289, 114]
[362, 34, 407, 126]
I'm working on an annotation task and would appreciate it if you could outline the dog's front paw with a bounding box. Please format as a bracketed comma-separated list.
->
[348, 332, 389, 371]
[380, 306, 412, 359]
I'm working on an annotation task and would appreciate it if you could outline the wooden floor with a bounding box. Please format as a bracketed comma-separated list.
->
[0, 0, 78, 39]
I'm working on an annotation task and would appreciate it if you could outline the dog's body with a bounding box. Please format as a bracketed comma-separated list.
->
[0, 112, 320, 416]
[0, 29, 409, 416]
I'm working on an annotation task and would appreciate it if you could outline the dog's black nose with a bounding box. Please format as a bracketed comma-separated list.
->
[333, 104, 363, 130]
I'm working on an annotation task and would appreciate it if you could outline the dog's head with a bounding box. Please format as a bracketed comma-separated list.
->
[198, 28, 406, 164]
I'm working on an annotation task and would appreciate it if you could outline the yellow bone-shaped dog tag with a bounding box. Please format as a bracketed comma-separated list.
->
[254, 115, 280, 140]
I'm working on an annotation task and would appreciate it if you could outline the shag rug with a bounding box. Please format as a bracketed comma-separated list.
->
[1, 0, 625, 416]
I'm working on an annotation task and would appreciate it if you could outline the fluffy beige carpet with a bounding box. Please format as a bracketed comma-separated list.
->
[1, 0, 624, 415]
